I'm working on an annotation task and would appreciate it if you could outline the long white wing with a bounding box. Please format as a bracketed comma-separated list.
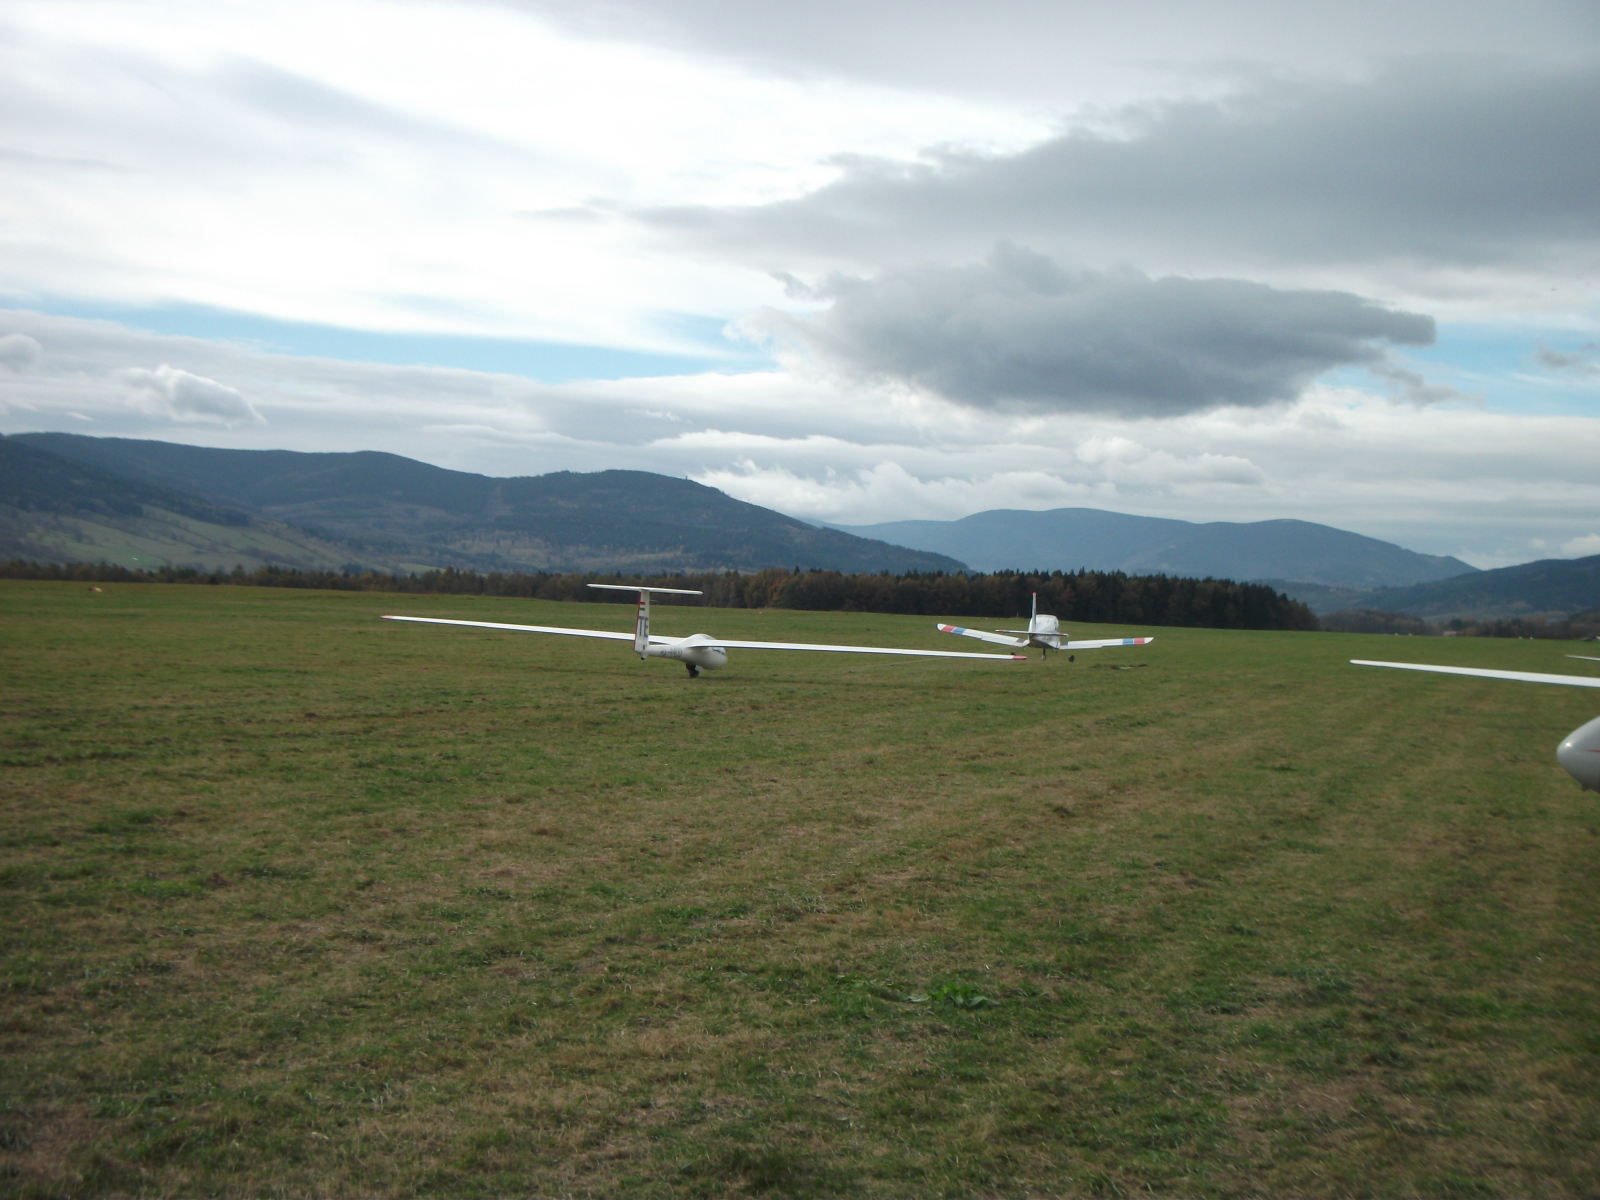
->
[384, 616, 1021, 660]
[1569, 655, 1600, 663]
[935, 623, 1028, 648]
[1353, 659, 1600, 688]
[706, 638, 1023, 660]
[383, 615, 659, 643]
[1064, 636, 1156, 650]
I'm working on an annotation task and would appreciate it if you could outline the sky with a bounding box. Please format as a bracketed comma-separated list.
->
[1, 0, 1598, 567]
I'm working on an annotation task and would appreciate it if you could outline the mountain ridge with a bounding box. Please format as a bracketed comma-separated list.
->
[1332, 555, 1600, 621]
[3, 434, 967, 575]
[834, 507, 1478, 590]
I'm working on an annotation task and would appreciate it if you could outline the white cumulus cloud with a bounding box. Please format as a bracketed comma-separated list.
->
[122, 363, 263, 424]
[1562, 533, 1600, 558]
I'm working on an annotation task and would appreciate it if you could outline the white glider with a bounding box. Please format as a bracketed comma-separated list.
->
[384, 583, 1026, 677]
[1352, 658, 1600, 791]
[937, 592, 1154, 660]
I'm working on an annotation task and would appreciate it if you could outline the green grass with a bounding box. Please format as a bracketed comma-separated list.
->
[2, 580, 1598, 1197]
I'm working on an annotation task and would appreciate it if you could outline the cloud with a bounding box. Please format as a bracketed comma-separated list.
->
[122, 364, 264, 424]
[646, 61, 1600, 307]
[1562, 533, 1600, 557]
[0, 0, 1047, 350]
[4, 309, 1600, 568]
[540, 0, 1599, 108]
[750, 245, 1434, 416]
[1537, 342, 1600, 376]
[0, 333, 42, 370]
[1071, 436, 1266, 485]
[692, 460, 1105, 523]
[1369, 363, 1478, 406]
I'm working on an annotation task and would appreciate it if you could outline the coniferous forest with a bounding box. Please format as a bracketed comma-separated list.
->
[1, 560, 1317, 631]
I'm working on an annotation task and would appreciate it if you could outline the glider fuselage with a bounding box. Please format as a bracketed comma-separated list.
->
[645, 634, 730, 672]
[1556, 713, 1600, 791]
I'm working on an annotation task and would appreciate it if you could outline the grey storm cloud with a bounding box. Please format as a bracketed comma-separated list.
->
[755, 246, 1435, 416]
[646, 61, 1600, 283]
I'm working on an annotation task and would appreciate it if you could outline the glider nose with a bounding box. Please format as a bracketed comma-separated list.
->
[1556, 713, 1600, 791]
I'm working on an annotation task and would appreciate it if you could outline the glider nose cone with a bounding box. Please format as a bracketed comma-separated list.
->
[1557, 714, 1600, 791]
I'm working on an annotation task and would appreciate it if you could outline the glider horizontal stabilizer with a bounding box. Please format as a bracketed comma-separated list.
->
[586, 583, 703, 596]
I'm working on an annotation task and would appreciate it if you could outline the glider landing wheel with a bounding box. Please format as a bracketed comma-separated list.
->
[685, 663, 701, 678]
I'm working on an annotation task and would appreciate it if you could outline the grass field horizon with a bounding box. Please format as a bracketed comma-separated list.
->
[3, 581, 1598, 1197]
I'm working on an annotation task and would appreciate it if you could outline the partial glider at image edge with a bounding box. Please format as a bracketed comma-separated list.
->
[1352, 658, 1600, 791]
[384, 583, 1026, 677]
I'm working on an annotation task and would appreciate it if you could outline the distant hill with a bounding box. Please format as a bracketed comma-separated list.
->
[0, 437, 375, 573]
[1347, 555, 1600, 620]
[1, 438, 247, 528]
[4, 433, 966, 575]
[835, 507, 1477, 590]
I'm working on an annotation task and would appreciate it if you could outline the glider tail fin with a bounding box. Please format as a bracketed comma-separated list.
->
[584, 583, 705, 660]
[634, 591, 650, 657]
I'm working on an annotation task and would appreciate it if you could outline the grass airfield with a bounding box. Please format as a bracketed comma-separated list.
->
[2, 580, 1599, 1198]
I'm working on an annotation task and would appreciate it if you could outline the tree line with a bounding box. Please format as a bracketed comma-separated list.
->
[0, 559, 1319, 631]
[1318, 607, 1600, 640]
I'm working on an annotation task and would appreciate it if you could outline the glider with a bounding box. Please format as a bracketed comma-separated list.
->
[936, 592, 1154, 660]
[1352, 657, 1600, 790]
[384, 583, 1027, 677]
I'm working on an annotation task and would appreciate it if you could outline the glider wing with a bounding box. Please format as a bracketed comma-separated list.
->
[1352, 659, 1600, 688]
[710, 638, 1024, 661]
[382, 615, 652, 642]
[383, 617, 1021, 659]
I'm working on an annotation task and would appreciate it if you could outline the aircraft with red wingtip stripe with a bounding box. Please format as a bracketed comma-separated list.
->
[935, 592, 1154, 660]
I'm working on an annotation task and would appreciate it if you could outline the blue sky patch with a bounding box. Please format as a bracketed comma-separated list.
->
[26, 299, 777, 382]
[1329, 322, 1600, 416]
